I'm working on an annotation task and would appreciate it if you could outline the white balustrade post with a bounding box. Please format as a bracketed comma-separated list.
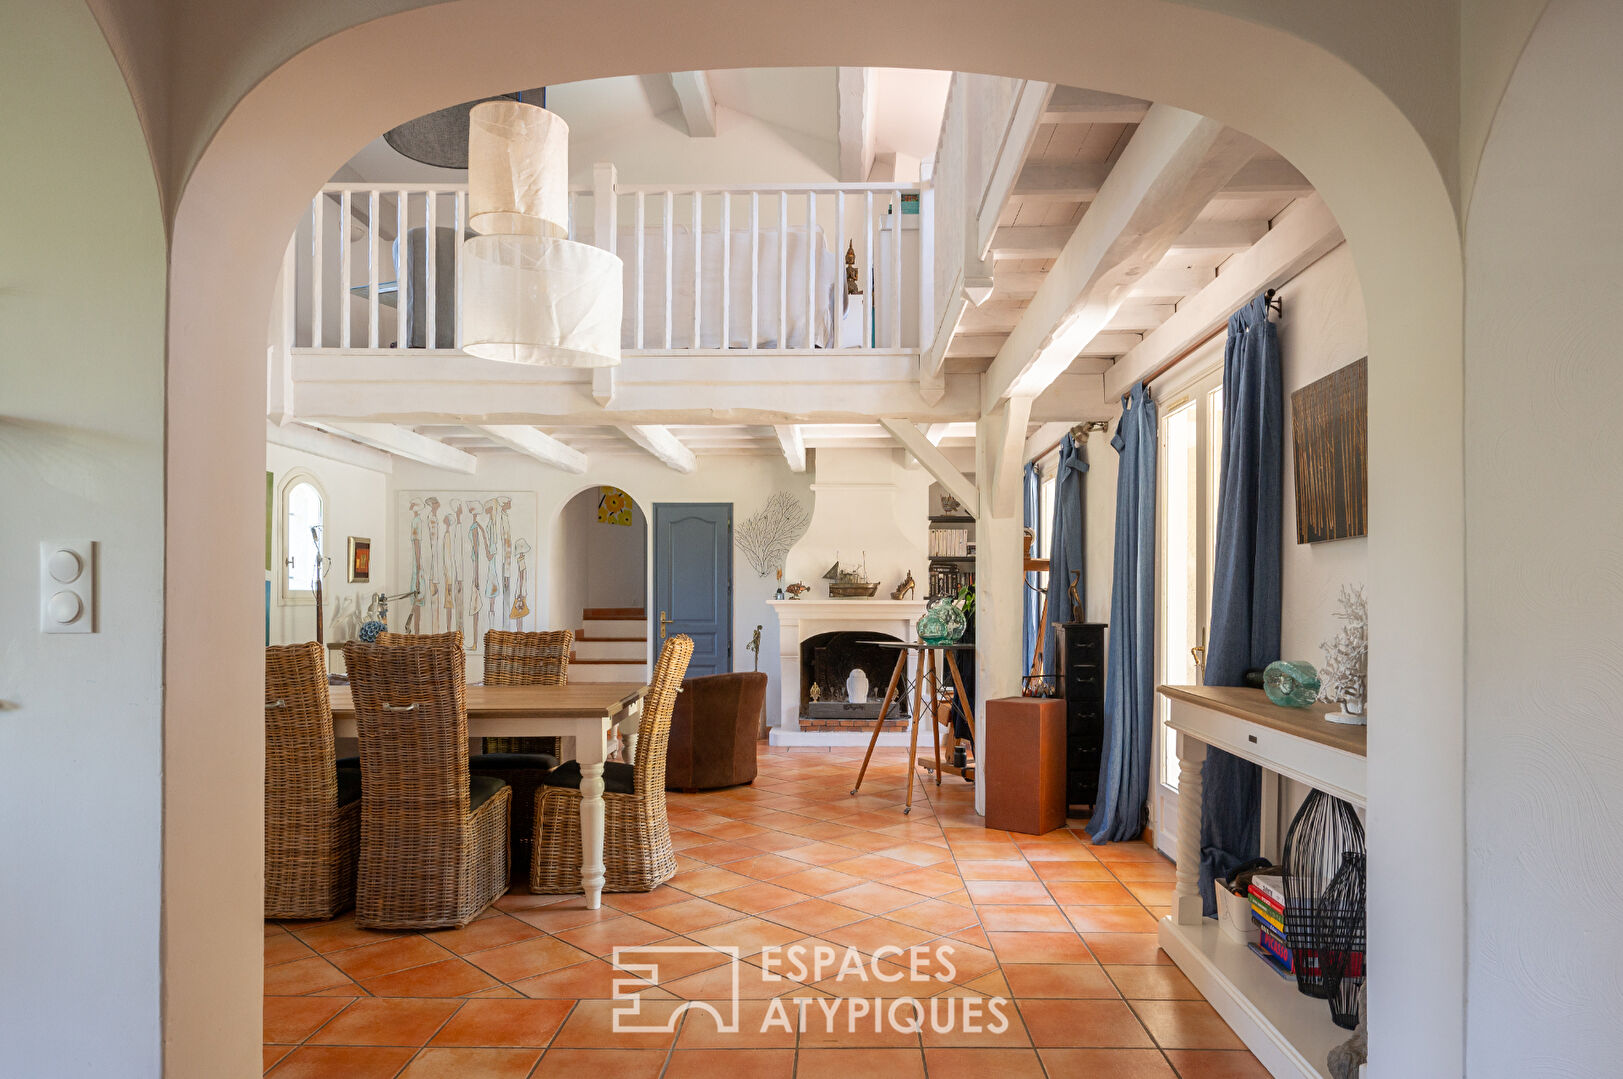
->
[1174, 730, 1208, 925]
[593, 164, 618, 405]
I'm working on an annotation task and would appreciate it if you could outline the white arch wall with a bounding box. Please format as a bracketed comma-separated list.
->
[129, 3, 1470, 1076]
[1465, 1, 1623, 1072]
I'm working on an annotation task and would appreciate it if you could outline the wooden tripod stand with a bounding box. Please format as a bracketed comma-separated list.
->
[850, 640, 977, 814]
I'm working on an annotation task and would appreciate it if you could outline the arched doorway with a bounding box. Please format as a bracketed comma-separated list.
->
[551, 485, 651, 681]
[158, 5, 1465, 1074]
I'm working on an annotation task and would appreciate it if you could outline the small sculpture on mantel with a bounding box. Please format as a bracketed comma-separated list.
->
[891, 570, 916, 600]
[1319, 584, 1368, 725]
[809, 682, 822, 702]
[784, 582, 810, 600]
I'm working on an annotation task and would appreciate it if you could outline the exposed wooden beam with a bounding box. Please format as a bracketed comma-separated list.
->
[992, 217, 1265, 261]
[618, 424, 698, 473]
[478, 425, 588, 474]
[987, 396, 1034, 519]
[1013, 156, 1312, 203]
[925, 423, 952, 445]
[1106, 303, 1177, 332]
[1075, 332, 1143, 357]
[945, 333, 1010, 359]
[773, 424, 807, 472]
[668, 71, 717, 138]
[836, 67, 876, 183]
[975, 81, 1055, 258]
[313, 422, 478, 474]
[1040, 86, 1149, 125]
[880, 418, 979, 518]
[1105, 195, 1344, 399]
[1126, 266, 1218, 300]
[1023, 421, 1073, 464]
[983, 105, 1256, 407]
[265, 420, 393, 473]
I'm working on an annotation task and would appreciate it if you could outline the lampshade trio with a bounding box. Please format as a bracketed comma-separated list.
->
[462, 100, 624, 368]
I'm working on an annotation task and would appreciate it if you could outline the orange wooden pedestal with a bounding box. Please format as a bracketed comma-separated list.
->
[984, 696, 1067, 835]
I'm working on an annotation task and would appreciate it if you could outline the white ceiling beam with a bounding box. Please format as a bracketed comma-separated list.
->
[993, 266, 1214, 302]
[618, 424, 698, 473]
[1023, 421, 1073, 464]
[1075, 332, 1143, 357]
[880, 418, 979, 518]
[1165, 220, 1269, 255]
[836, 67, 876, 183]
[1013, 156, 1312, 203]
[773, 424, 807, 472]
[477, 425, 588, 474]
[975, 81, 1055, 259]
[925, 423, 952, 445]
[1040, 86, 1149, 125]
[265, 420, 393, 473]
[1105, 195, 1344, 399]
[983, 106, 1257, 408]
[668, 71, 717, 138]
[991, 217, 1265, 261]
[311, 422, 478, 474]
[945, 333, 1011, 359]
[986, 395, 1034, 519]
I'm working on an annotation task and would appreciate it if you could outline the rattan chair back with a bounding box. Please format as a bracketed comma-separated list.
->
[633, 634, 695, 794]
[483, 629, 572, 686]
[265, 641, 357, 918]
[375, 629, 464, 650]
[344, 637, 510, 927]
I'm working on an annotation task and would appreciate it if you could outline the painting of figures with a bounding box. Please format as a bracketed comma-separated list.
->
[396, 491, 540, 639]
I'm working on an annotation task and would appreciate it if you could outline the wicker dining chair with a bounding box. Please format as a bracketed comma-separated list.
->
[265, 642, 360, 919]
[344, 638, 511, 928]
[469, 629, 571, 863]
[529, 634, 694, 894]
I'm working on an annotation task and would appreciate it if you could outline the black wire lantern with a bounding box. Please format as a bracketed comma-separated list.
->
[1319, 851, 1367, 1029]
[1280, 789, 1366, 999]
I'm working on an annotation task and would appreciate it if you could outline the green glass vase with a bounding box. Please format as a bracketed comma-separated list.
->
[917, 599, 967, 646]
[1264, 660, 1320, 708]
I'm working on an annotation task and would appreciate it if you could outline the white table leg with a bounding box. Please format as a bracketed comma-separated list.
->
[1174, 731, 1208, 926]
[577, 719, 608, 908]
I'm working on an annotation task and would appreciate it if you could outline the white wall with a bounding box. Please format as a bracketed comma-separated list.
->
[265, 444, 390, 653]
[1465, 1, 1623, 1072]
[0, 4, 167, 1074]
[388, 451, 813, 721]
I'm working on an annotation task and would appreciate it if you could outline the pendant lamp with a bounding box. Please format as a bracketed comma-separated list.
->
[462, 99, 622, 368]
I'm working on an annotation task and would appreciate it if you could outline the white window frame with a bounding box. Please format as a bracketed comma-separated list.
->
[278, 470, 327, 606]
[1151, 363, 1223, 858]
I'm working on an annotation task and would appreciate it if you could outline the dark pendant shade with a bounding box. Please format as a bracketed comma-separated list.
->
[383, 88, 544, 169]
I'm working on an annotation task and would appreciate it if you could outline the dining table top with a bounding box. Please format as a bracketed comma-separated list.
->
[328, 682, 647, 719]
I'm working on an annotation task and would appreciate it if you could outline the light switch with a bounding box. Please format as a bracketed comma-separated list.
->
[40, 540, 94, 633]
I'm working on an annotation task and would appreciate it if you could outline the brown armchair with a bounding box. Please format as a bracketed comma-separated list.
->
[664, 671, 766, 791]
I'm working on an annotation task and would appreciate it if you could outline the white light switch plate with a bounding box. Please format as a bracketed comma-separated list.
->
[40, 540, 95, 633]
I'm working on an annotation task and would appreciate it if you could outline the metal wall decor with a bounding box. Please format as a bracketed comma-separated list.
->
[1280, 789, 1366, 1001]
[734, 492, 812, 577]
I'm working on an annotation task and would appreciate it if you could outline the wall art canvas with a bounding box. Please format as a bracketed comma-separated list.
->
[347, 536, 371, 583]
[597, 486, 634, 526]
[396, 491, 540, 639]
[1291, 357, 1368, 543]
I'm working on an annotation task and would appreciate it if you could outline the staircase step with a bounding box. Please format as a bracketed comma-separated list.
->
[583, 607, 645, 619]
[582, 618, 649, 638]
[570, 653, 647, 665]
[573, 639, 647, 662]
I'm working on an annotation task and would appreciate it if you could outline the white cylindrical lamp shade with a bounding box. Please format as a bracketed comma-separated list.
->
[468, 100, 569, 238]
[461, 234, 623, 367]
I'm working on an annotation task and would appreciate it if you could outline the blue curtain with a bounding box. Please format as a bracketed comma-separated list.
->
[1041, 435, 1088, 679]
[1199, 293, 1284, 914]
[1022, 462, 1042, 680]
[1090, 386, 1156, 843]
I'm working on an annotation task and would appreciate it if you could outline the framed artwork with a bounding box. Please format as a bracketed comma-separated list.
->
[347, 536, 372, 582]
[397, 491, 541, 638]
[1291, 357, 1368, 543]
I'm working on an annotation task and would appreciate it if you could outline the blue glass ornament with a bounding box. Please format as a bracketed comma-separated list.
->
[358, 620, 387, 643]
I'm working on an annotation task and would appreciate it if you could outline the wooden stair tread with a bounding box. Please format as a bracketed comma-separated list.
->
[583, 607, 646, 619]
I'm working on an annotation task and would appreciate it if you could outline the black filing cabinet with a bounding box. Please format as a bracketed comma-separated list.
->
[1057, 622, 1107, 810]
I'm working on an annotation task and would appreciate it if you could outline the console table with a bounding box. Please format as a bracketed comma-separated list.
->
[1157, 684, 1367, 1079]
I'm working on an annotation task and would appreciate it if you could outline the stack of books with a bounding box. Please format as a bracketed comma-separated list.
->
[1248, 875, 1295, 975]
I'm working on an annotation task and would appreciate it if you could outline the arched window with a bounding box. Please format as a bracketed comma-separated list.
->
[280, 473, 326, 601]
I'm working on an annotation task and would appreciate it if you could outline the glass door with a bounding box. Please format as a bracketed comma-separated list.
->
[1151, 370, 1223, 858]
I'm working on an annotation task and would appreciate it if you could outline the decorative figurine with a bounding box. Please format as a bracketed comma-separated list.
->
[784, 582, 810, 600]
[891, 570, 916, 600]
[844, 241, 862, 296]
[747, 624, 763, 672]
[775, 587, 785, 600]
[1319, 585, 1368, 724]
[846, 668, 869, 705]
[809, 683, 822, 702]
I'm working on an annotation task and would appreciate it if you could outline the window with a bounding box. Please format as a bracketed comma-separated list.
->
[1151, 369, 1223, 856]
[281, 474, 326, 601]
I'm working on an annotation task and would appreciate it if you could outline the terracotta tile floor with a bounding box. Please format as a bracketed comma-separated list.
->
[264, 746, 1266, 1077]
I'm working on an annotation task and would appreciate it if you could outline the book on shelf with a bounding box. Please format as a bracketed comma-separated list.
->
[1250, 900, 1285, 935]
[1250, 874, 1284, 906]
[1248, 941, 1294, 978]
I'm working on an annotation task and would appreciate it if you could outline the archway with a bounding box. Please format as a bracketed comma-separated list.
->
[550, 484, 651, 677]
[160, 4, 1465, 1074]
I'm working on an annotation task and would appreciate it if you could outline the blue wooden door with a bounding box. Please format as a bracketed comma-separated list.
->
[652, 503, 733, 677]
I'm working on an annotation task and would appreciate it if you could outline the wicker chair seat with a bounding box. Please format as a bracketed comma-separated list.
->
[529, 634, 693, 895]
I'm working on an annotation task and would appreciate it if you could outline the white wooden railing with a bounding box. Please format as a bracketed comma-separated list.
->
[290, 174, 930, 357]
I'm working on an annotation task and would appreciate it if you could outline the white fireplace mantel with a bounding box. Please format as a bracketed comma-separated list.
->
[768, 598, 927, 743]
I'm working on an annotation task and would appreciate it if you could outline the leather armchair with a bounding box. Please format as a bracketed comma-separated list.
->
[665, 671, 767, 791]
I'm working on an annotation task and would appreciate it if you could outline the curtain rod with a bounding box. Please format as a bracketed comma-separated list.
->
[1139, 287, 1284, 391]
[1031, 420, 1111, 464]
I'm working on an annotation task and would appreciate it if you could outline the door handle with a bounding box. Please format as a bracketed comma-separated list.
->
[659, 610, 673, 640]
[1191, 626, 1207, 683]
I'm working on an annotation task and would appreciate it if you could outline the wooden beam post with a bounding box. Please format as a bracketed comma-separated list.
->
[773, 424, 807, 472]
[618, 424, 698, 473]
[836, 67, 875, 183]
[982, 105, 1257, 410]
[668, 71, 717, 137]
[478, 425, 588, 474]
[314, 422, 478, 474]
[880, 418, 979, 517]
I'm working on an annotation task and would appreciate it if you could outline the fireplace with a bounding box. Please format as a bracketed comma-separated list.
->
[800, 631, 908, 731]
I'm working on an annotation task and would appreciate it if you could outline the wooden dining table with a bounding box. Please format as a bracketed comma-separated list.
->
[330, 682, 647, 909]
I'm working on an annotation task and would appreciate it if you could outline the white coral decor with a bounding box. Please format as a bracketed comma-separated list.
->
[735, 491, 812, 578]
[1319, 585, 1368, 723]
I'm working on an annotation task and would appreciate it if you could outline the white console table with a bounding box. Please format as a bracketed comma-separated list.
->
[1157, 685, 1367, 1079]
